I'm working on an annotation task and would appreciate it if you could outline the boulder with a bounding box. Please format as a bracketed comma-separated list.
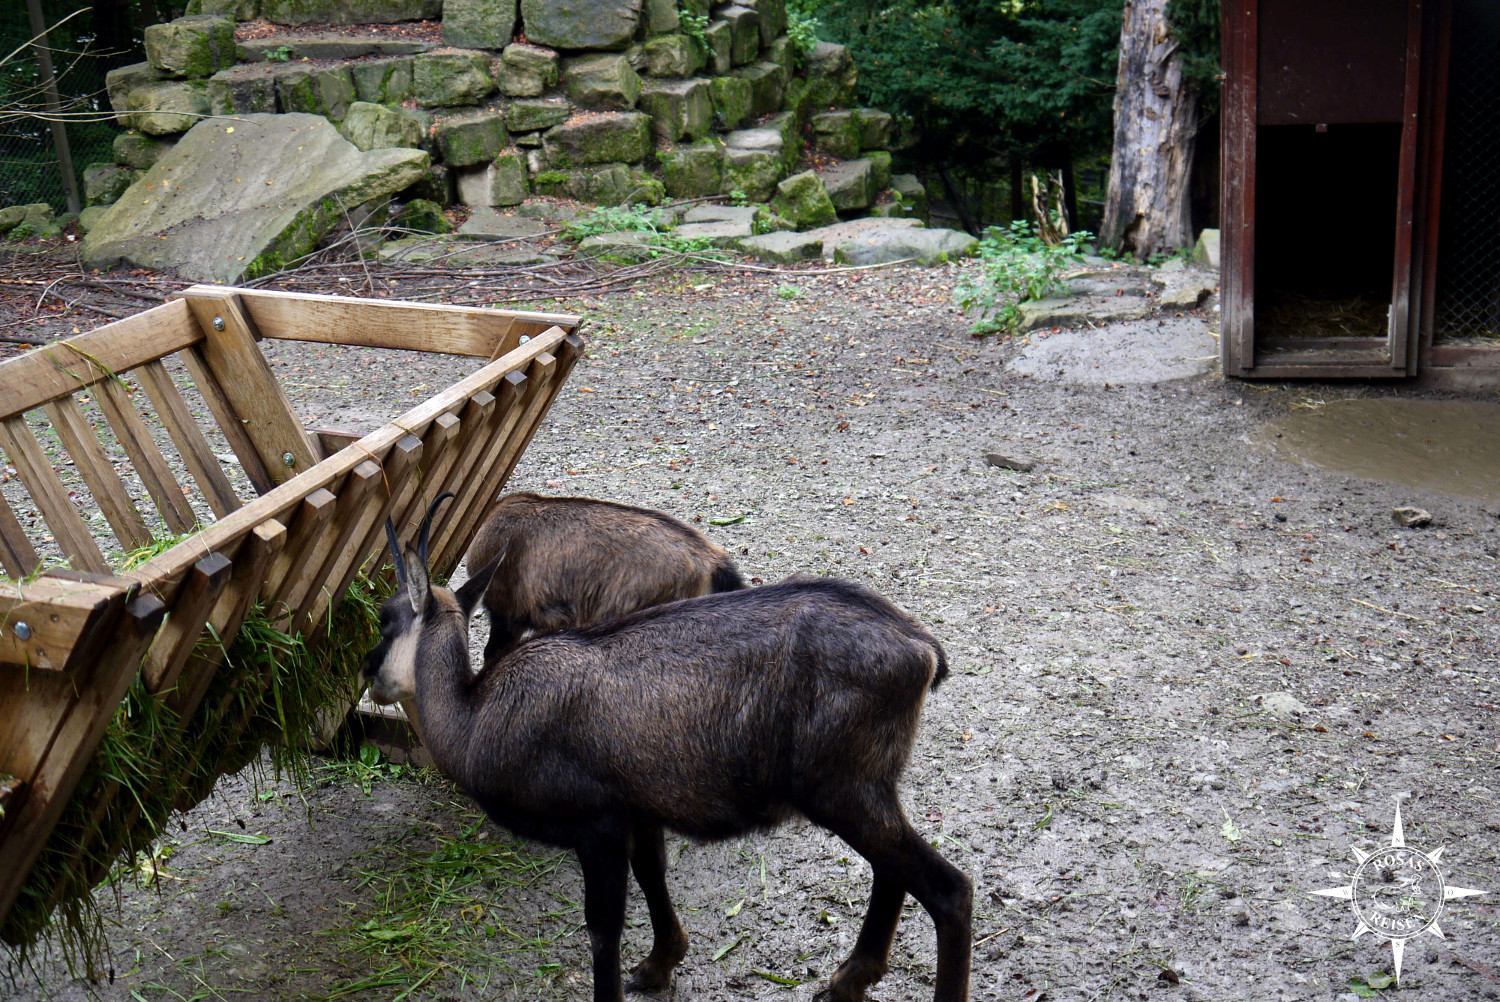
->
[352, 57, 415, 103]
[442, 0, 518, 48]
[144, 16, 235, 79]
[506, 97, 571, 132]
[77, 205, 110, 236]
[832, 226, 977, 267]
[455, 152, 529, 206]
[127, 81, 209, 135]
[856, 107, 893, 149]
[113, 130, 176, 170]
[185, 0, 261, 18]
[863, 151, 892, 190]
[563, 53, 641, 110]
[657, 140, 722, 199]
[401, 163, 454, 204]
[392, 198, 452, 232]
[434, 110, 509, 166]
[0, 205, 30, 236]
[105, 62, 164, 123]
[206, 64, 278, 115]
[521, 0, 642, 50]
[810, 109, 861, 158]
[740, 229, 821, 264]
[644, 34, 706, 77]
[803, 41, 857, 107]
[672, 219, 752, 248]
[4, 204, 59, 241]
[457, 207, 548, 238]
[1193, 228, 1220, 269]
[703, 21, 732, 75]
[819, 159, 875, 212]
[764, 35, 794, 79]
[543, 112, 652, 166]
[683, 204, 755, 224]
[413, 51, 495, 107]
[261, 0, 439, 26]
[339, 101, 425, 150]
[274, 63, 356, 120]
[725, 124, 782, 162]
[890, 173, 928, 222]
[745, 0, 786, 45]
[498, 44, 560, 97]
[732, 61, 785, 117]
[720, 148, 780, 202]
[717, 4, 760, 65]
[1015, 295, 1150, 331]
[638, 79, 713, 142]
[1160, 283, 1212, 308]
[709, 76, 752, 130]
[81, 114, 429, 282]
[534, 163, 663, 205]
[84, 163, 134, 207]
[644, 0, 679, 33]
[770, 171, 836, 230]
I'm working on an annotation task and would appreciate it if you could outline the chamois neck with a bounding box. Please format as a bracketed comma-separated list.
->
[412, 614, 481, 779]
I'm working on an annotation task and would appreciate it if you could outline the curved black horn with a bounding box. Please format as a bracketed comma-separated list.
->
[384, 517, 408, 589]
[417, 492, 456, 568]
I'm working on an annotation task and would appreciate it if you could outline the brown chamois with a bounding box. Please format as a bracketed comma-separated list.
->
[466, 492, 745, 663]
[366, 495, 972, 1002]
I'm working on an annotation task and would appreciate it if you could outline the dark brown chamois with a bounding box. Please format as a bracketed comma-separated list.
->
[465, 492, 745, 663]
[366, 496, 971, 1002]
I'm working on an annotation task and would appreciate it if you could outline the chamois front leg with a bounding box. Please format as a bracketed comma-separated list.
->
[625, 823, 688, 993]
[577, 839, 632, 1002]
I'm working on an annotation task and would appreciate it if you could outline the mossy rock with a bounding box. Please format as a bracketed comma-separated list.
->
[505, 98, 571, 132]
[498, 44, 560, 97]
[703, 20, 732, 75]
[638, 79, 713, 142]
[393, 198, 453, 233]
[721, 148, 780, 202]
[810, 109, 862, 159]
[352, 57, 415, 104]
[207, 64, 279, 115]
[434, 110, 509, 166]
[84, 163, 134, 207]
[339, 101, 425, 151]
[413, 51, 495, 108]
[643, 34, 705, 77]
[563, 53, 641, 110]
[275, 64, 356, 119]
[657, 139, 723, 199]
[769, 170, 836, 230]
[260, 0, 441, 26]
[537, 163, 662, 206]
[442, 0, 518, 48]
[127, 81, 210, 135]
[543, 112, 652, 167]
[144, 16, 236, 79]
[710, 76, 752, 130]
[113, 130, 177, 170]
[520, 0, 642, 50]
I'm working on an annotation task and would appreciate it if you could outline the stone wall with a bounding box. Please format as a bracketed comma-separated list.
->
[95, 1, 926, 224]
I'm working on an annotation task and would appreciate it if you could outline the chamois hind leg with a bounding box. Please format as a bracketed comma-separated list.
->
[624, 823, 688, 993]
[810, 790, 973, 1002]
[576, 839, 632, 1002]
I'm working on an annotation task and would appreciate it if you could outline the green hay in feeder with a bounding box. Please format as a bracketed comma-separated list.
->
[0, 570, 387, 977]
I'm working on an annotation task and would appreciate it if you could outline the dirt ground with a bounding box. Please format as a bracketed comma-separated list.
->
[8, 257, 1500, 1002]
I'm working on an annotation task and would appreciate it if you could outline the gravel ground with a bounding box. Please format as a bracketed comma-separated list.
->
[10, 261, 1500, 1002]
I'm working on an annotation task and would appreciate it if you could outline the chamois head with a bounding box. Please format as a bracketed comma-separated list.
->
[362, 493, 498, 705]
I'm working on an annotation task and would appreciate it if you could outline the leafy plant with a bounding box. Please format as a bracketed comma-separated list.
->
[728, 188, 749, 207]
[677, 1, 711, 54]
[787, 8, 823, 62]
[562, 203, 673, 241]
[264, 44, 294, 62]
[776, 283, 802, 299]
[954, 220, 1089, 335]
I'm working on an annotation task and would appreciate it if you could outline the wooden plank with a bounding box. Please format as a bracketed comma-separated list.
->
[0, 299, 201, 421]
[428, 373, 528, 578]
[0, 491, 40, 579]
[382, 412, 460, 583]
[0, 416, 108, 575]
[311, 427, 362, 457]
[308, 435, 422, 630]
[94, 377, 196, 536]
[124, 327, 567, 587]
[1386, 0, 1425, 373]
[180, 345, 276, 495]
[0, 576, 127, 672]
[141, 551, 233, 693]
[1429, 345, 1500, 368]
[176, 284, 579, 358]
[284, 461, 383, 634]
[394, 399, 489, 546]
[135, 360, 242, 518]
[262, 488, 337, 604]
[495, 333, 584, 492]
[180, 291, 321, 487]
[1412, 0, 1450, 375]
[1221, 0, 1258, 375]
[42, 395, 152, 552]
[0, 591, 162, 927]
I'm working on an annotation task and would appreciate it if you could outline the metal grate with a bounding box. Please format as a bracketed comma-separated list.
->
[1433, 0, 1500, 343]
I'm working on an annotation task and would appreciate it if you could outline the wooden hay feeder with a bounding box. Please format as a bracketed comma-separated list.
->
[0, 286, 582, 949]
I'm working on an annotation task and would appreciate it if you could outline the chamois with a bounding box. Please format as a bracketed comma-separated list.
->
[366, 495, 972, 1002]
[466, 492, 745, 663]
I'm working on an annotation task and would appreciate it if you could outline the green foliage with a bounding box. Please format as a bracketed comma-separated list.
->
[728, 188, 749, 207]
[1166, 0, 1220, 115]
[265, 44, 295, 62]
[776, 283, 802, 299]
[787, 8, 822, 61]
[955, 220, 1088, 335]
[677, 1, 711, 54]
[562, 203, 673, 240]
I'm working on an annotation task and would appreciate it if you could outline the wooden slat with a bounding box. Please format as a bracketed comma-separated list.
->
[94, 378, 196, 536]
[395, 397, 491, 545]
[42, 395, 152, 552]
[141, 551, 233, 693]
[261, 488, 338, 606]
[285, 461, 383, 634]
[495, 333, 584, 491]
[307, 434, 423, 630]
[0, 576, 128, 672]
[124, 327, 568, 587]
[381, 411, 460, 583]
[427, 373, 528, 577]
[177, 285, 579, 358]
[0, 492, 39, 579]
[0, 299, 202, 421]
[0, 591, 163, 926]
[135, 360, 242, 518]
[180, 291, 321, 486]
[0, 416, 108, 575]
[180, 345, 276, 495]
[311, 427, 362, 457]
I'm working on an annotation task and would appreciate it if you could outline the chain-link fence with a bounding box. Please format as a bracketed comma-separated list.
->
[0, 2, 158, 214]
[1434, 0, 1500, 343]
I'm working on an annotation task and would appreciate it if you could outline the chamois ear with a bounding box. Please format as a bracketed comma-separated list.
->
[456, 541, 506, 620]
[404, 542, 430, 616]
[384, 518, 408, 590]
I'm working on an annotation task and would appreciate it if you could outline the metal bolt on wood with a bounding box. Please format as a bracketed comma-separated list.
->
[12, 622, 30, 641]
[282, 452, 296, 467]
[211, 317, 225, 331]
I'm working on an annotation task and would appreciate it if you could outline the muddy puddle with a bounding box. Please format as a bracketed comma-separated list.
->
[1252, 397, 1500, 502]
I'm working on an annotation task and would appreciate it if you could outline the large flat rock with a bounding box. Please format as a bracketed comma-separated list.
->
[1008, 316, 1218, 385]
[831, 226, 975, 266]
[81, 113, 429, 283]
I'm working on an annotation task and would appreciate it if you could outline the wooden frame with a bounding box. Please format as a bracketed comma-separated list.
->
[0, 288, 583, 938]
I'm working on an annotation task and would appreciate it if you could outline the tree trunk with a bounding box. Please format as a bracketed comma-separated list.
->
[1099, 0, 1197, 259]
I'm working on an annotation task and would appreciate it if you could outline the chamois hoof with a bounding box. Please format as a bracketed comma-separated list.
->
[813, 955, 886, 1002]
[625, 964, 674, 994]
